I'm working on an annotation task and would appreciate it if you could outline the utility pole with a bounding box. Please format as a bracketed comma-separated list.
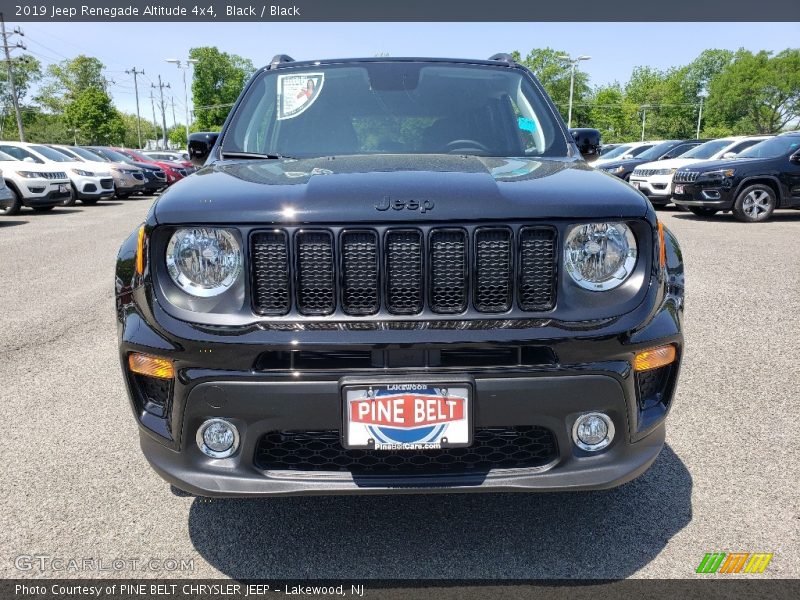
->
[640, 104, 651, 142]
[165, 57, 198, 144]
[152, 75, 170, 150]
[125, 67, 145, 148]
[170, 96, 177, 129]
[696, 91, 708, 139]
[0, 13, 26, 142]
[149, 89, 157, 149]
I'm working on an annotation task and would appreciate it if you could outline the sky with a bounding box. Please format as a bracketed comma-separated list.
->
[13, 21, 800, 120]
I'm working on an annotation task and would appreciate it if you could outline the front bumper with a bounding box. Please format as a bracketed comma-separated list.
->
[22, 181, 71, 206]
[118, 278, 683, 497]
[672, 182, 735, 209]
[629, 175, 673, 204]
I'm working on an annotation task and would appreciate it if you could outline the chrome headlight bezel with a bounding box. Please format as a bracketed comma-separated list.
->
[165, 227, 243, 298]
[71, 168, 95, 177]
[564, 222, 638, 291]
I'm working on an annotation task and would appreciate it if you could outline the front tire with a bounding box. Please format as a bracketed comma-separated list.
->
[733, 184, 776, 222]
[0, 188, 21, 216]
[688, 207, 718, 217]
[62, 185, 77, 206]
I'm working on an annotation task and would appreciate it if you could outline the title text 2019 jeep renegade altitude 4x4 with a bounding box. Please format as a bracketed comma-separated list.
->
[116, 55, 684, 497]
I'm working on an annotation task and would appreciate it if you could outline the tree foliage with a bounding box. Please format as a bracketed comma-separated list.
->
[189, 46, 255, 129]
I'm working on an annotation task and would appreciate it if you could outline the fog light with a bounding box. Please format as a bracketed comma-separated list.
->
[196, 418, 240, 458]
[572, 412, 615, 452]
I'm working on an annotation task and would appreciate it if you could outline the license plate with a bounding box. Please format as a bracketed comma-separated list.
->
[674, 185, 684, 194]
[632, 181, 640, 189]
[59, 184, 69, 193]
[343, 383, 471, 450]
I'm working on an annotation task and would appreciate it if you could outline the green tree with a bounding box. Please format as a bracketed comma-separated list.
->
[706, 49, 800, 133]
[63, 87, 124, 144]
[37, 54, 107, 112]
[190, 46, 255, 129]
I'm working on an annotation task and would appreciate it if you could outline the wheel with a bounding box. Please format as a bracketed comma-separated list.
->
[688, 207, 718, 217]
[80, 198, 98, 205]
[733, 184, 776, 222]
[31, 205, 55, 212]
[62, 185, 77, 206]
[0, 187, 21, 215]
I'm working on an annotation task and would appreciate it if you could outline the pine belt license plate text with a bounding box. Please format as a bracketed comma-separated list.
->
[343, 384, 471, 450]
[674, 184, 684, 194]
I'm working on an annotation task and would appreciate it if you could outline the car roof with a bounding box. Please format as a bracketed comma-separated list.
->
[265, 56, 519, 70]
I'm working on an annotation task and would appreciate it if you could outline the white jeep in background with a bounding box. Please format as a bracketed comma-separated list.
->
[0, 150, 72, 215]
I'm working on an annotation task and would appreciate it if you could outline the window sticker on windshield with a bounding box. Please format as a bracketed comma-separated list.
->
[518, 117, 536, 132]
[277, 73, 324, 120]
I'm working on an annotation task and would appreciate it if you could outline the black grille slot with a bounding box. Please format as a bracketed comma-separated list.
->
[673, 171, 699, 183]
[429, 229, 467, 314]
[518, 227, 557, 311]
[341, 231, 379, 315]
[255, 426, 558, 475]
[385, 230, 423, 315]
[636, 364, 673, 409]
[252, 231, 291, 315]
[296, 231, 335, 315]
[131, 373, 172, 418]
[439, 347, 518, 367]
[475, 228, 513, 312]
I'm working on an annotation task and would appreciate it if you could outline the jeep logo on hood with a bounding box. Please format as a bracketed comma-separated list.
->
[375, 196, 435, 213]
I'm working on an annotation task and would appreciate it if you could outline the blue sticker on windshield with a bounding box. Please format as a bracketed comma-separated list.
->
[518, 117, 536, 133]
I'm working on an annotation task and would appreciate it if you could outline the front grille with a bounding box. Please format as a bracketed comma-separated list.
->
[254, 426, 558, 475]
[43, 172, 67, 180]
[132, 171, 145, 180]
[250, 226, 558, 317]
[153, 170, 166, 181]
[100, 178, 113, 189]
[633, 169, 656, 177]
[673, 171, 699, 183]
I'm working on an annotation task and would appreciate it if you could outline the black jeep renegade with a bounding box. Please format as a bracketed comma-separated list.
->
[116, 55, 685, 497]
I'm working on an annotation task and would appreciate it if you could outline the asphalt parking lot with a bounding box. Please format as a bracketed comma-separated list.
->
[1, 198, 798, 580]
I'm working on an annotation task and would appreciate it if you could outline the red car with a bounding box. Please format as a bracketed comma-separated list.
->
[109, 148, 189, 184]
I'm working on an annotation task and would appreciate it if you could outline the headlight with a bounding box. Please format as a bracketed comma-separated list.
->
[564, 222, 637, 291]
[700, 168, 735, 178]
[166, 228, 242, 297]
[71, 168, 95, 176]
[653, 168, 676, 176]
[603, 165, 625, 174]
[15, 171, 40, 178]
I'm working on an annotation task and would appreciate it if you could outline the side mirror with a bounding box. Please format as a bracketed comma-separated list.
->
[569, 128, 602, 163]
[188, 132, 220, 167]
[23, 156, 35, 163]
[790, 153, 800, 164]
[722, 152, 737, 159]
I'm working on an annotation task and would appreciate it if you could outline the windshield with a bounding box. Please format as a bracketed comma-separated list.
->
[0, 150, 18, 161]
[681, 139, 734, 159]
[30, 145, 73, 162]
[70, 147, 107, 162]
[0, 145, 43, 163]
[636, 141, 680, 161]
[223, 62, 567, 158]
[737, 136, 800, 159]
[597, 144, 632, 160]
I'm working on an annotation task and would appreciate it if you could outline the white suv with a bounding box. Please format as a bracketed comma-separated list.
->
[0, 149, 71, 215]
[629, 136, 772, 206]
[0, 141, 115, 206]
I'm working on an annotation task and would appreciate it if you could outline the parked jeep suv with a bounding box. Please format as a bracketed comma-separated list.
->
[117, 55, 684, 497]
[672, 132, 800, 221]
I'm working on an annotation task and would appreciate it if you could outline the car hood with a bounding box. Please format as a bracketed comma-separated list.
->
[153, 155, 650, 224]
[593, 158, 644, 170]
[0, 160, 70, 174]
[637, 157, 711, 170]
[676, 157, 749, 172]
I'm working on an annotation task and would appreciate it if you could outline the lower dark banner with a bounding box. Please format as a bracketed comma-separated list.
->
[4, 580, 800, 600]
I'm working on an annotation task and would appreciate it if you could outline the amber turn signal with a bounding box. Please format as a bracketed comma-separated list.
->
[128, 352, 174, 379]
[135, 225, 146, 275]
[633, 344, 676, 372]
[657, 221, 666, 268]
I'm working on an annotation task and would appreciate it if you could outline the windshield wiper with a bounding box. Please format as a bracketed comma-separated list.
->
[222, 151, 294, 160]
